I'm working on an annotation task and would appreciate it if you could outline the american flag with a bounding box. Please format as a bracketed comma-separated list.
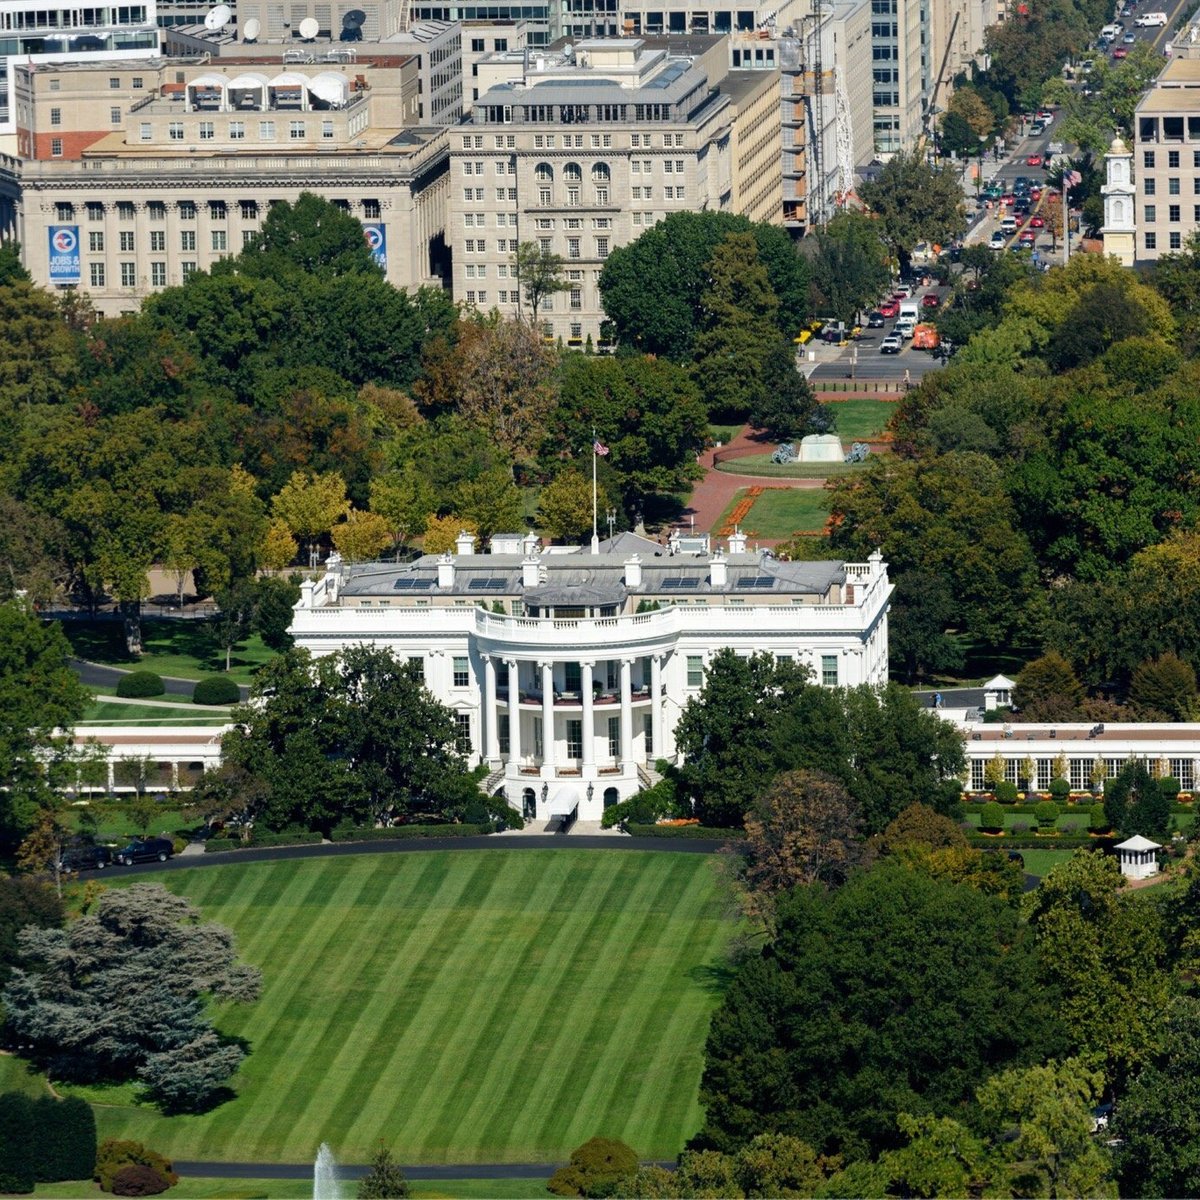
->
[593, 439, 609, 456]
[1064, 169, 1082, 189]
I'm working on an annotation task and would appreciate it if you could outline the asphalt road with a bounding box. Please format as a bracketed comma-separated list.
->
[174, 1159, 675, 1180]
[96, 833, 732, 878]
[69, 657, 250, 702]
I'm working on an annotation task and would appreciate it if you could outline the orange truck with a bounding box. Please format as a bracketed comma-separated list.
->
[912, 323, 941, 351]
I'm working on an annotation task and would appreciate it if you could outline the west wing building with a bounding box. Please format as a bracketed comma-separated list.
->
[451, 36, 780, 345]
[8, 53, 449, 310]
[289, 530, 892, 823]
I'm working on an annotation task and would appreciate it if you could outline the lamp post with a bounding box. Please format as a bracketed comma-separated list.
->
[977, 135, 987, 194]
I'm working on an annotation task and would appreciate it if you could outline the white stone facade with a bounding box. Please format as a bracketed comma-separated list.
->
[289, 533, 892, 823]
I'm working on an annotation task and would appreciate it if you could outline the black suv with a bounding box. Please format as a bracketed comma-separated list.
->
[115, 837, 174, 865]
[58, 844, 113, 872]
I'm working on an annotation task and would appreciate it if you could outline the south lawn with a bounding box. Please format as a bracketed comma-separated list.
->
[87, 850, 736, 1165]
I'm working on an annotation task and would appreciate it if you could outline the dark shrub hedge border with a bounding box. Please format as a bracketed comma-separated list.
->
[115, 671, 165, 699]
[625, 823, 747, 840]
[329, 823, 492, 842]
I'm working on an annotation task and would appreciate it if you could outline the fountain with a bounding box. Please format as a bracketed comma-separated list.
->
[314, 1143, 343, 1200]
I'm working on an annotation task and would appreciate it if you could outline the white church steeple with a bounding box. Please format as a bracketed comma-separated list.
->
[1102, 134, 1135, 267]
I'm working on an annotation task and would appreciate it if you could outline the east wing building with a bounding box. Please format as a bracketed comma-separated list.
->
[451, 36, 781, 344]
[8, 53, 449, 310]
[289, 530, 892, 823]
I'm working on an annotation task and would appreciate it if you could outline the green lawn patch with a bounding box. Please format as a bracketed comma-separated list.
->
[88, 851, 737, 1165]
[825, 398, 897, 441]
[717, 488, 831, 539]
[0, 1053, 52, 1097]
[64, 803, 187, 842]
[62, 618, 273, 684]
[1017, 849, 1079, 879]
[708, 423, 744, 445]
[32, 1177, 548, 1199]
[714, 456, 867, 479]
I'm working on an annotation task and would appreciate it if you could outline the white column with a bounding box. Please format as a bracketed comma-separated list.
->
[620, 658, 634, 766]
[650, 653, 663, 760]
[581, 662, 595, 767]
[484, 656, 499, 762]
[507, 658, 521, 764]
[541, 660, 555, 774]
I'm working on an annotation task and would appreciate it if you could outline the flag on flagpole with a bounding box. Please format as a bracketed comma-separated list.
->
[593, 439, 609, 456]
[1064, 169, 1082, 188]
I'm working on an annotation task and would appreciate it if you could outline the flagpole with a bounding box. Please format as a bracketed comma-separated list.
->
[591, 427, 599, 555]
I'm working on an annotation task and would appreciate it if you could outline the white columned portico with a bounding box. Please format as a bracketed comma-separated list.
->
[620, 657, 634, 766]
[506, 658, 520, 765]
[541, 660, 555, 777]
[650, 653, 663, 759]
[581, 661, 595, 768]
[483, 656, 499, 763]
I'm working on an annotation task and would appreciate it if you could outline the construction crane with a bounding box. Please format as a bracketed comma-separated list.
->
[918, 10, 960, 154]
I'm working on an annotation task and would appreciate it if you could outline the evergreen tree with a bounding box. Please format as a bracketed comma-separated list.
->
[357, 1146, 410, 1199]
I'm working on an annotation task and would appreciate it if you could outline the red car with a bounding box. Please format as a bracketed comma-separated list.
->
[1000, 193, 1016, 206]
[921, 293, 940, 309]
[1019, 230, 1037, 245]
[1029, 215, 1045, 228]
[1026, 154, 1043, 167]
[1030, 187, 1042, 201]
[1113, 47, 1128, 58]
[879, 299, 899, 318]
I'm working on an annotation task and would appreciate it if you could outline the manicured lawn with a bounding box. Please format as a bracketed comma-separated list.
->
[1018, 849, 1080, 879]
[825, 398, 897, 441]
[714, 456, 867, 479]
[61, 618, 274, 684]
[708, 423, 744, 445]
[63, 803, 188, 842]
[0, 1053, 53, 1097]
[32, 1177, 547, 1199]
[87, 851, 736, 1165]
[717, 488, 831, 539]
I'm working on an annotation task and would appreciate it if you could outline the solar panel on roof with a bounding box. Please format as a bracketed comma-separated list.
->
[661, 577, 700, 590]
[467, 578, 507, 591]
[741, 576, 775, 589]
[393, 578, 433, 591]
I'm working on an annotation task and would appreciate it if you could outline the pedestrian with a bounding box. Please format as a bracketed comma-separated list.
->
[930, 693, 937, 709]
[904, 368, 911, 391]
[935, 691, 943, 709]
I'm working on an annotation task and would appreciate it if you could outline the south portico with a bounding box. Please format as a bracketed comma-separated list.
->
[480, 647, 669, 823]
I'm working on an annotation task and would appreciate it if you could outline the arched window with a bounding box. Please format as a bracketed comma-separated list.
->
[563, 162, 582, 181]
[603, 787, 619, 809]
[592, 162, 610, 204]
[535, 162, 554, 182]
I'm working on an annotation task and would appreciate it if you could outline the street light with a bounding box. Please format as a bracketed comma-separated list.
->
[977, 135, 987, 194]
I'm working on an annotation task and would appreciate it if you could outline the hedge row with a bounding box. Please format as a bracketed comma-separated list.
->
[204, 830, 324, 852]
[964, 801, 1196, 816]
[625, 823, 747, 840]
[967, 835, 1099, 851]
[328, 823, 492, 842]
[0, 1093, 96, 1193]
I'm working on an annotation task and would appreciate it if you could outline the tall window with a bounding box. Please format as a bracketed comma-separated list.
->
[564, 662, 582, 693]
[821, 655, 838, 686]
[150, 262, 166, 287]
[455, 714, 472, 754]
[607, 716, 620, 758]
[453, 656, 469, 687]
[686, 656, 703, 687]
[566, 719, 583, 760]
[89, 263, 105, 287]
[120, 262, 136, 287]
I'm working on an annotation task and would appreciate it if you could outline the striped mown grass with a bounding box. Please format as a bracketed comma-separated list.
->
[92, 850, 736, 1165]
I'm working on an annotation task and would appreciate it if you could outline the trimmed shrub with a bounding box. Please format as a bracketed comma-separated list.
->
[1161, 776, 1182, 801]
[29, 1095, 96, 1183]
[96, 1140, 177, 1194]
[1090, 803, 1109, 833]
[994, 781, 1019, 805]
[203, 838, 242, 853]
[548, 1138, 639, 1198]
[967, 835, 1097, 851]
[625, 823, 747, 840]
[1049, 778, 1071, 802]
[111, 1165, 170, 1197]
[0, 1092, 35, 1194]
[115, 671, 165, 699]
[979, 802, 1006, 833]
[1034, 800, 1060, 830]
[192, 676, 240, 706]
[328, 823, 491, 843]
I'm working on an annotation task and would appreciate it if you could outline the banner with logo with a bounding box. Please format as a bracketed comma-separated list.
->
[48, 225, 80, 284]
[362, 223, 387, 271]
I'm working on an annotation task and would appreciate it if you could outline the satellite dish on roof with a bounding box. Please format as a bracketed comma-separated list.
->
[243, 16, 261, 39]
[204, 4, 232, 28]
[299, 16, 319, 39]
[342, 8, 366, 27]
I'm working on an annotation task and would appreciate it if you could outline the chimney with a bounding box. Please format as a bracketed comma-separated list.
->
[455, 530, 476, 556]
[522, 553, 541, 587]
[728, 527, 747, 554]
[709, 549, 727, 588]
[523, 531, 540, 555]
[299, 578, 315, 607]
[437, 553, 455, 589]
[624, 555, 642, 587]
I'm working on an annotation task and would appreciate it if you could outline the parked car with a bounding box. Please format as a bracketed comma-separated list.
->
[879, 299, 900, 318]
[1112, 47, 1128, 58]
[879, 333, 903, 354]
[115, 837, 174, 865]
[1037, 108, 1055, 121]
[1029, 120, 1046, 135]
[1030, 187, 1043, 201]
[1030, 215, 1045, 228]
[58, 844, 113, 872]
[1026, 154, 1043, 167]
[1019, 230, 1037, 246]
[989, 231, 1006, 249]
[866, 311, 886, 327]
[921, 292, 940, 309]
[1123, 32, 1137, 42]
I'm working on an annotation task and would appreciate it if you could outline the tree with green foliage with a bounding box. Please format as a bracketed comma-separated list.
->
[0, 875, 62, 988]
[886, 569, 964, 684]
[237, 191, 381, 279]
[548, 1137, 639, 1198]
[550, 354, 708, 519]
[4, 884, 260, 1112]
[1023, 850, 1172, 1085]
[358, 1146, 410, 1199]
[332, 508, 394, 564]
[748, 340, 822, 442]
[220, 645, 476, 833]
[208, 578, 258, 673]
[698, 862, 1063, 1160]
[253, 575, 301, 653]
[0, 1092, 34, 1193]
[29, 1095, 96, 1184]
[1129, 652, 1198, 721]
[270, 470, 350, 566]
[598, 211, 808, 359]
[513, 240, 569, 325]
[369, 469, 434, 557]
[538, 468, 606, 544]
[454, 467, 525, 541]
[858, 152, 966, 270]
[0, 602, 90, 853]
[807, 215, 891, 326]
[1014, 650, 1086, 721]
[1102, 760, 1172, 842]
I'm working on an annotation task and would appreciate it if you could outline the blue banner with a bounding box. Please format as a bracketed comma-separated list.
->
[48, 225, 80, 284]
[362, 222, 387, 271]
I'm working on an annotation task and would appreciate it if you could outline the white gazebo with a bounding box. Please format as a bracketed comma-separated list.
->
[1115, 834, 1161, 880]
[982, 674, 1016, 711]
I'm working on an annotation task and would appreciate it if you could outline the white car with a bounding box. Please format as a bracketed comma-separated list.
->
[989, 231, 1006, 249]
[879, 333, 903, 354]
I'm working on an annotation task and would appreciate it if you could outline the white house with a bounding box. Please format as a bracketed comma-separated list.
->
[288, 531, 893, 823]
